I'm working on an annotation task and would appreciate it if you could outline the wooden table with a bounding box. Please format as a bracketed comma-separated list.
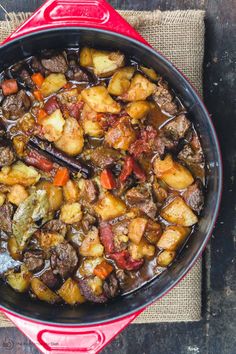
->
[0, 1, 235, 353]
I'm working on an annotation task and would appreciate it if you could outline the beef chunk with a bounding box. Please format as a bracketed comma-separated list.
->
[30, 57, 46, 75]
[0, 144, 15, 167]
[41, 54, 68, 73]
[78, 278, 107, 303]
[80, 180, 98, 203]
[152, 81, 178, 115]
[66, 67, 89, 82]
[43, 219, 67, 237]
[183, 180, 204, 213]
[126, 186, 157, 219]
[2, 90, 31, 120]
[23, 250, 45, 273]
[0, 203, 13, 234]
[163, 114, 191, 140]
[103, 273, 120, 298]
[19, 69, 34, 88]
[40, 269, 60, 289]
[81, 213, 96, 233]
[152, 131, 178, 157]
[90, 147, 121, 168]
[51, 242, 78, 278]
[178, 143, 204, 165]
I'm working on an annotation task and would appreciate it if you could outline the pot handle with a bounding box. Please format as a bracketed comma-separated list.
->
[2, 0, 149, 45]
[1, 308, 143, 354]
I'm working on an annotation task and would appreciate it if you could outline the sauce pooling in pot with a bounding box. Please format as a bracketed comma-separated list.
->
[0, 47, 205, 304]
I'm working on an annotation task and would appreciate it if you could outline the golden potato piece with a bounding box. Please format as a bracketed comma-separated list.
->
[80, 47, 94, 67]
[58, 278, 85, 305]
[31, 278, 59, 304]
[37, 181, 63, 211]
[157, 250, 176, 267]
[0, 162, 40, 187]
[88, 276, 103, 295]
[157, 225, 190, 251]
[41, 109, 65, 142]
[0, 192, 5, 207]
[120, 73, 157, 101]
[105, 117, 136, 150]
[129, 239, 155, 260]
[125, 101, 151, 119]
[95, 192, 126, 221]
[153, 154, 175, 177]
[7, 266, 32, 293]
[38, 232, 64, 251]
[63, 180, 79, 203]
[128, 217, 148, 245]
[41, 73, 67, 97]
[7, 184, 28, 206]
[60, 202, 83, 224]
[107, 67, 135, 95]
[161, 197, 198, 226]
[8, 237, 22, 260]
[140, 66, 159, 81]
[92, 50, 125, 77]
[81, 86, 121, 113]
[81, 104, 104, 137]
[55, 117, 84, 156]
[80, 227, 104, 257]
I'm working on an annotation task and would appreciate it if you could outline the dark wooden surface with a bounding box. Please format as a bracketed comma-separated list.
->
[0, 1, 235, 353]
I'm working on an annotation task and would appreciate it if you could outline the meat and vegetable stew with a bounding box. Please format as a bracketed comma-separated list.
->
[0, 48, 205, 305]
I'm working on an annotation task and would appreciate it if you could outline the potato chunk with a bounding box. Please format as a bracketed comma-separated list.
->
[161, 197, 198, 226]
[128, 217, 148, 245]
[0, 162, 40, 186]
[154, 155, 194, 190]
[63, 180, 79, 203]
[79, 227, 104, 257]
[41, 109, 65, 142]
[140, 66, 159, 81]
[120, 74, 157, 101]
[31, 278, 59, 303]
[81, 86, 121, 113]
[80, 47, 93, 67]
[157, 225, 190, 251]
[7, 184, 28, 206]
[41, 73, 67, 97]
[92, 50, 125, 77]
[55, 117, 84, 156]
[37, 181, 63, 211]
[108, 67, 135, 95]
[157, 250, 176, 267]
[58, 278, 85, 305]
[81, 104, 104, 137]
[7, 266, 32, 293]
[95, 192, 126, 221]
[0, 192, 5, 207]
[8, 237, 22, 260]
[105, 117, 136, 150]
[38, 232, 64, 251]
[129, 239, 155, 260]
[125, 101, 151, 119]
[60, 202, 82, 224]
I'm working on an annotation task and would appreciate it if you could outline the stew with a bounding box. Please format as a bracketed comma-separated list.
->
[0, 47, 205, 305]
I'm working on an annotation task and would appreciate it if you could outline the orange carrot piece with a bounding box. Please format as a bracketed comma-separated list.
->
[94, 261, 113, 280]
[100, 168, 116, 189]
[37, 108, 48, 124]
[33, 89, 43, 101]
[31, 72, 45, 88]
[53, 167, 70, 186]
[1, 79, 18, 96]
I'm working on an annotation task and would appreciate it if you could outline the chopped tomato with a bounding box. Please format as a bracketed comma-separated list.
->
[110, 250, 144, 271]
[119, 156, 146, 183]
[37, 108, 48, 124]
[99, 223, 115, 254]
[53, 167, 70, 186]
[100, 168, 117, 189]
[94, 261, 113, 280]
[25, 149, 54, 172]
[33, 89, 43, 101]
[1, 79, 18, 96]
[31, 72, 44, 88]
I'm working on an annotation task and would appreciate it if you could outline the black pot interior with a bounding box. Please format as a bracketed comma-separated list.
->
[0, 28, 222, 325]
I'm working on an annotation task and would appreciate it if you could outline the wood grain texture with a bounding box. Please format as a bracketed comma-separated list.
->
[0, 1, 235, 354]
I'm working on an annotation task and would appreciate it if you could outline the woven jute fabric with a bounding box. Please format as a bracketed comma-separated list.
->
[0, 9, 204, 326]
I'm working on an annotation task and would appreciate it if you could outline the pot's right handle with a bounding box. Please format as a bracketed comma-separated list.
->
[2, 0, 149, 46]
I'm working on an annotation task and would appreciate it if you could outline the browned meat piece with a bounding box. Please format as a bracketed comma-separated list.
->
[2, 90, 31, 120]
[112, 219, 129, 252]
[183, 180, 204, 213]
[41, 54, 68, 73]
[152, 80, 178, 115]
[178, 143, 204, 165]
[40, 269, 60, 289]
[43, 220, 67, 237]
[19, 69, 34, 88]
[66, 67, 89, 82]
[80, 180, 98, 203]
[81, 213, 96, 233]
[30, 57, 46, 75]
[126, 186, 157, 219]
[23, 250, 45, 273]
[51, 242, 78, 278]
[144, 220, 162, 244]
[90, 147, 121, 168]
[0, 144, 15, 167]
[163, 114, 191, 140]
[78, 278, 107, 303]
[152, 131, 178, 157]
[0, 203, 13, 234]
[103, 273, 120, 298]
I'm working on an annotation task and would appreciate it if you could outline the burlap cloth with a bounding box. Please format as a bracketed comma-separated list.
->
[0, 9, 205, 326]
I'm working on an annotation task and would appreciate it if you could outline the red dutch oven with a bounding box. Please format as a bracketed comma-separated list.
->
[0, 1, 222, 353]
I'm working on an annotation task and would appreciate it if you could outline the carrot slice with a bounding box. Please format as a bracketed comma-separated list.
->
[33, 89, 43, 101]
[53, 167, 70, 186]
[1, 79, 18, 96]
[94, 261, 113, 280]
[31, 72, 45, 88]
[100, 168, 117, 189]
[37, 108, 48, 124]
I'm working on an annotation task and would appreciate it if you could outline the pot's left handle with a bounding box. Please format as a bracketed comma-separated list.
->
[1, 308, 144, 354]
[2, 0, 149, 45]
